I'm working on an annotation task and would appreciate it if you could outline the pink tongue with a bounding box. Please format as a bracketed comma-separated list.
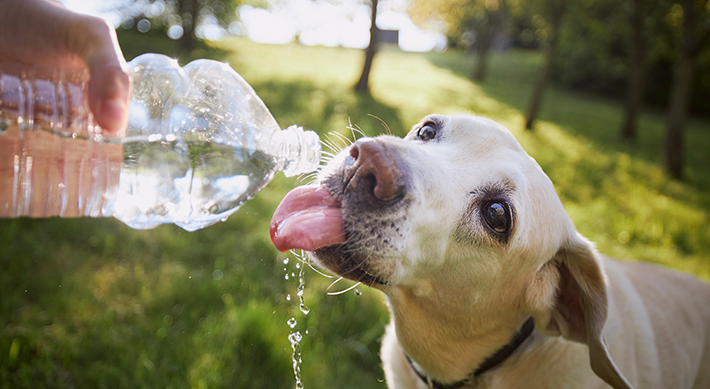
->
[270, 185, 345, 252]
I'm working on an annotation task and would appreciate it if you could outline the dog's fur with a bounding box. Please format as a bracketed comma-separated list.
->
[310, 114, 710, 389]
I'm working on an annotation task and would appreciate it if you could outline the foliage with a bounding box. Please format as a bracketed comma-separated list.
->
[117, 0, 241, 31]
[408, 0, 508, 49]
[113, 0, 248, 52]
[1, 38, 709, 388]
[550, 0, 710, 115]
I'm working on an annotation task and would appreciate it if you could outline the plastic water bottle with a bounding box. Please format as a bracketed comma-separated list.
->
[0, 53, 320, 231]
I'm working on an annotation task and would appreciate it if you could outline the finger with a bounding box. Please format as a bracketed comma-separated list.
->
[86, 60, 130, 136]
[67, 17, 130, 136]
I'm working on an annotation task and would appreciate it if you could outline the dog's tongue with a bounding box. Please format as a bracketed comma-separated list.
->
[270, 185, 345, 252]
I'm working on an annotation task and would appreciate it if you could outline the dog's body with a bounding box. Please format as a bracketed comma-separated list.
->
[381, 258, 710, 388]
[270, 114, 710, 388]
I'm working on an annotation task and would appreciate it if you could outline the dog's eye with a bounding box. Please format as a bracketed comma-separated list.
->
[483, 201, 510, 234]
[417, 123, 437, 141]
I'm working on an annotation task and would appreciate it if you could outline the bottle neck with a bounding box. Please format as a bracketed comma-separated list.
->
[271, 125, 321, 177]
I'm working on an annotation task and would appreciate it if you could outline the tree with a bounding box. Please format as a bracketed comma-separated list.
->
[620, 0, 646, 140]
[524, 0, 569, 130]
[663, 0, 709, 179]
[469, 1, 508, 81]
[408, 0, 511, 83]
[355, 0, 379, 93]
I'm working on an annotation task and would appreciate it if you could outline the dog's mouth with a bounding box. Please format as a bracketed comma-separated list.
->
[269, 184, 392, 287]
[270, 185, 345, 253]
[313, 245, 391, 286]
[271, 138, 413, 288]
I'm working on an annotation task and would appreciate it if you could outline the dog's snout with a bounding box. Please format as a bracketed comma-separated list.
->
[345, 139, 404, 203]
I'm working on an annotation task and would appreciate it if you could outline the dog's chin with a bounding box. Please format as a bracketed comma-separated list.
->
[312, 245, 391, 287]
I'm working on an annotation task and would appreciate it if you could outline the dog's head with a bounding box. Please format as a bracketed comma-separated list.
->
[271, 114, 631, 388]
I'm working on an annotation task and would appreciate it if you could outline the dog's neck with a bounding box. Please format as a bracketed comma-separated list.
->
[405, 317, 535, 388]
[386, 281, 533, 383]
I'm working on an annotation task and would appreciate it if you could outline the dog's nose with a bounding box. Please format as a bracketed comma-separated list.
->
[345, 138, 404, 203]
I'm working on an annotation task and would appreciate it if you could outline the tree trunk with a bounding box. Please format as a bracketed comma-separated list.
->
[663, 51, 695, 179]
[472, 10, 505, 82]
[662, 0, 705, 179]
[620, 0, 644, 141]
[355, 0, 379, 93]
[178, 0, 198, 53]
[473, 37, 491, 82]
[524, 1, 567, 130]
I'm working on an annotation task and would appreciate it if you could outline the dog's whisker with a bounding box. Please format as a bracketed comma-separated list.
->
[346, 118, 367, 139]
[367, 114, 392, 136]
[299, 173, 319, 184]
[338, 250, 376, 276]
[286, 250, 334, 280]
[340, 236, 378, 253]
[346, 122, 364, 141]
[322, 135, 340, 148]
[326, 276, 345, 291]
[322, 135, 344, 152]
[296, 171, 319, 183]
[289, 249, 335, 279]
[326, 281, 362, 296]
[330, 131, 354, 148]
[306, 261, 334, 278]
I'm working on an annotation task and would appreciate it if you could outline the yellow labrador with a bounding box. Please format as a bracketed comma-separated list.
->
[270, 114, 710, 389]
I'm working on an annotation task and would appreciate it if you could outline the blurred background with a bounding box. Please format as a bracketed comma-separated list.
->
[1, 0, 709, 387]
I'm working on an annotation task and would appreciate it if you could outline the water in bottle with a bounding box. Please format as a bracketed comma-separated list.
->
[0, 54, 321, 231]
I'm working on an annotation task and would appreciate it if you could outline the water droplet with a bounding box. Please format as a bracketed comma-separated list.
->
[286, 294, 291, 301]
[354, 288, 362, 296]
[284, 268, 287, 272]
[291, 272, 295, 277]
[296, 261, 310, 315]
[285, 274, 289, 280]
[295, 263, 301, 269]
[288, 331, 302, 343]
[220, 217, 228, 222]
[288, 330, 304, 388]
[287, 317, 297, 328]
[283, 258, 289, 265]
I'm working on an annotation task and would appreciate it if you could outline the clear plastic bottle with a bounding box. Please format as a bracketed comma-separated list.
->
[0, 53, 320, 231]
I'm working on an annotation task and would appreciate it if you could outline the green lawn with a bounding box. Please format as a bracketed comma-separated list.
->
[1, 37, 709, 388]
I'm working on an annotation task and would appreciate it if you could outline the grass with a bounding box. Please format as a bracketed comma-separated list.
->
[1, 35, 709, 388]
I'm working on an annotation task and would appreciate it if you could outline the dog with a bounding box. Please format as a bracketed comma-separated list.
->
[270, 114, 710, 389]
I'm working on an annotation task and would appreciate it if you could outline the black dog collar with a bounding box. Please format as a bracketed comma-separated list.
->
[405, 317, 535, 389]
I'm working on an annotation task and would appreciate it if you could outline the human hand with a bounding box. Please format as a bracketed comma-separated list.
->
[0, 0, 130, 135]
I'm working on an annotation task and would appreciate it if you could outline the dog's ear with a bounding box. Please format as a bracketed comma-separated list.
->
[529, 235, 633, 389]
